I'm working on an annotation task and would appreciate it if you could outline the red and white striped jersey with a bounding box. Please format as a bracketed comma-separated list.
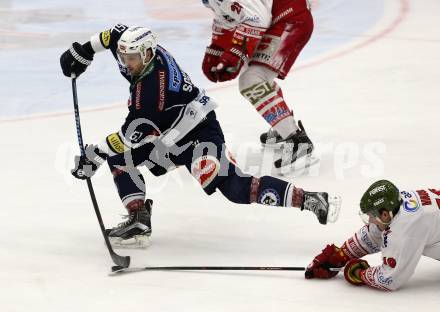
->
[342, 189, 440, 290]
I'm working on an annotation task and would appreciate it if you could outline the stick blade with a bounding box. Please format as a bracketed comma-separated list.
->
[111, 254, 130, 268]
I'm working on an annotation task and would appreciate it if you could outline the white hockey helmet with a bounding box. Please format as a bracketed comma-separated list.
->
[117, 26, 158, 66]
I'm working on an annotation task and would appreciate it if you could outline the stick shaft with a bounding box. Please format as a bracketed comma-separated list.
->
[142, 266, 306, 271]
[71, 76, 130, 268]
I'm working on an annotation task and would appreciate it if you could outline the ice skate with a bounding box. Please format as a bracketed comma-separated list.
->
[273, 120, 317, 170]
[106, 199, 153, 249]
[302, 192, 341, 225]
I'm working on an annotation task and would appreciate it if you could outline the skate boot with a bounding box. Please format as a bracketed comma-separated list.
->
[274, 120, 314, 169]
[260, 128, 283, 148]
[107, 199, 153, 248]
[301, 192, 329, 225]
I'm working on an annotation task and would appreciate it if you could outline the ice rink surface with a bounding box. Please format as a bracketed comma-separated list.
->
[1, 0, 439, 311]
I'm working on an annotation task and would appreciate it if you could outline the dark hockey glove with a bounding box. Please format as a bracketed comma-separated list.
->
[60, 42, 94, 78]
[202, 44, 224, 82]
[214, 45, 247, 82]
[71, 144, 107, 180]
[344, 258, 370, 286]
[305, 244, 350, 279]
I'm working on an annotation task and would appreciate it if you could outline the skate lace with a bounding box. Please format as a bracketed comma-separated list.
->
[115, 213, 136, 228]
[267, 128, 279, 140]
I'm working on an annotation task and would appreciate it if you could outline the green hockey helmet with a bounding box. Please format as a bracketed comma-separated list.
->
[360, 180, 400, 221]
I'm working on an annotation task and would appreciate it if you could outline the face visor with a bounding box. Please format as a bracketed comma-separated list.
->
[358, 210, 393, 226]
[117, 49, 143, 67]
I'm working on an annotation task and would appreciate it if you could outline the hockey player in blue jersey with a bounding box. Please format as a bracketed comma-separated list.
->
[60, 24, 340, 248]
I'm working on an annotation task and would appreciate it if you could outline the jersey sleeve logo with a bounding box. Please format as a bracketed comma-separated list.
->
[101, 29, 111, 48]
[106, 133, 127, 154]
[191, 155, 220, 189]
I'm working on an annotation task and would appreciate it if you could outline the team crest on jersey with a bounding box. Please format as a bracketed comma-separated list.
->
[404, 198, 419, 212]
[191, 155, 220, 189]
[258, 189, 281, 206]
[401, 191, 420, 212]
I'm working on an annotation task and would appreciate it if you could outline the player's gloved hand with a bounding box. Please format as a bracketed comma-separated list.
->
[60, 42, 94, 78]
[344, 258, 370, 286]
[305, 244, 350, 279]
[71, 144, 107, 180]
[202, 44, 224, 82]
[215, 45, 247, 82]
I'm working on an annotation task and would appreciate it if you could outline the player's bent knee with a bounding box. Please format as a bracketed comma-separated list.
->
[218, 174, 253, 204]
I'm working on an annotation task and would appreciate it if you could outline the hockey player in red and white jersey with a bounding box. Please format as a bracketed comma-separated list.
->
[201, 0, 314, 169]
[305, 180, 440, 291]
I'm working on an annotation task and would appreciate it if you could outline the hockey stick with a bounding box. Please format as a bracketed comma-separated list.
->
[71, 74, 130, 268]
[110, 265, 306, 275]
[110, 265, 346, 276]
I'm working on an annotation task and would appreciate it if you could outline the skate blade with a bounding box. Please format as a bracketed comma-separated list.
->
[261, 141, 285, 150]
[276, 155, 320, 175]
[109, 235, 151, 249]
[327, 195, 342, 223]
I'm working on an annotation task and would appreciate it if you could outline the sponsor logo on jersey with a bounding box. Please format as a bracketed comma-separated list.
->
[191, 155, 220, 189]
[157, 46, 182, 92]
[377, 271, 393, 286]
[258, 189, 281, 206]
[243, 15, 260, 23]
[360, 225, 380, 253]
[101, 30, 111, 48]
[158, 70, 166, 111]
[106, 133, 126, 154]
[383, 228, 392, 248]
[135, 82, 142, 110]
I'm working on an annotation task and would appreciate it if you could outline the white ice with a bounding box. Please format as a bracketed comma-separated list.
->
[1, 0, 439, 311]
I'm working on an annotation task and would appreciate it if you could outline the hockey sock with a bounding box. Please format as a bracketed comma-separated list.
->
[250, 176, 303, 208]
[241, 81, 298, 138]
[110, 165, 146, 209]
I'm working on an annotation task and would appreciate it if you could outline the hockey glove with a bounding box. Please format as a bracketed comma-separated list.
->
[214, 45, 248, 82]
[60, 42, 94, 78]
[202, 44, 224, 82]
[344, 258, 370, 286]
[71, 144, 107, 180]
[305, 244, 350, 279]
